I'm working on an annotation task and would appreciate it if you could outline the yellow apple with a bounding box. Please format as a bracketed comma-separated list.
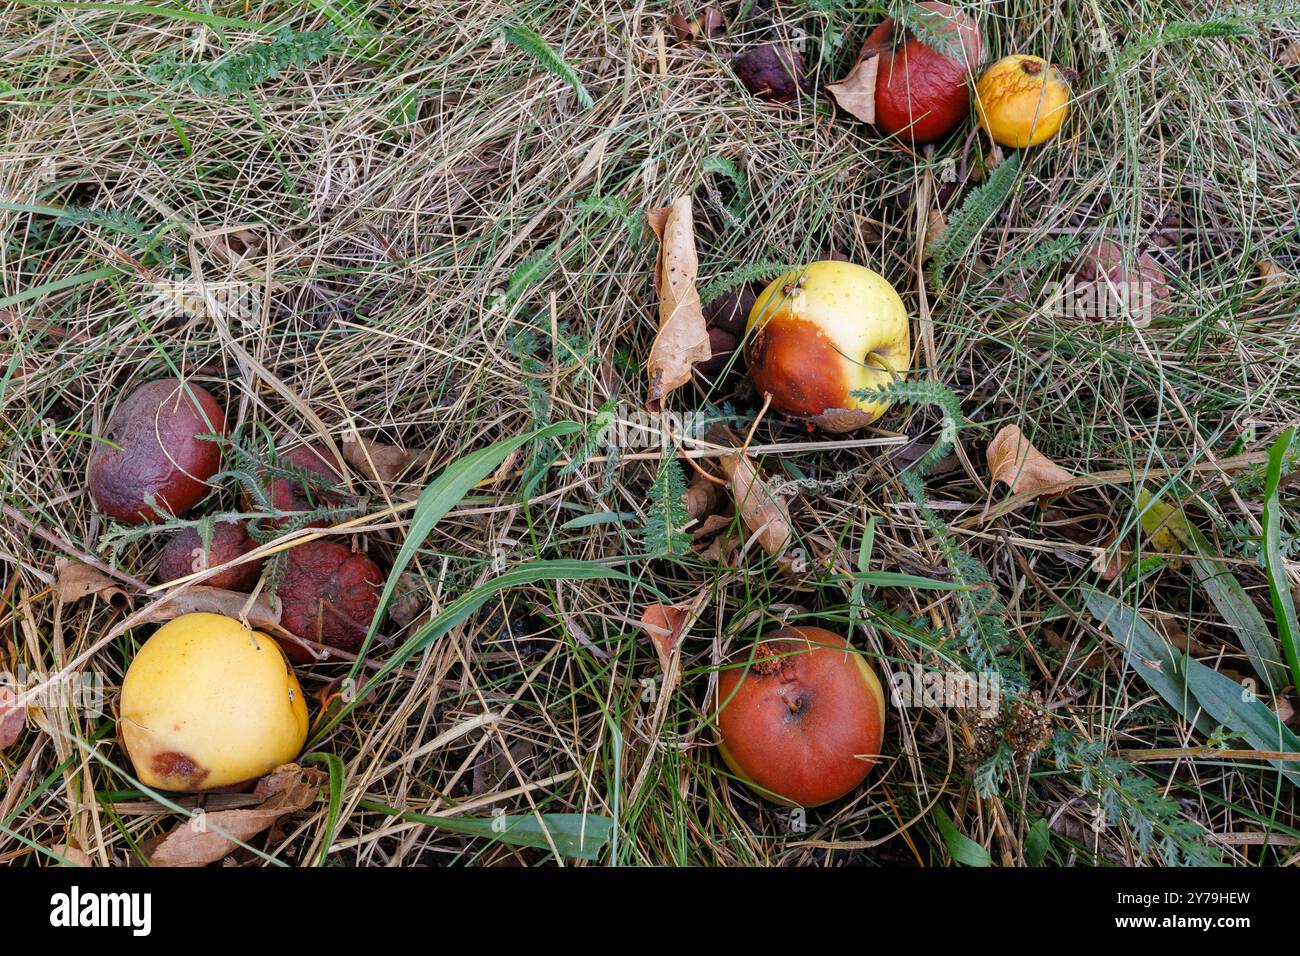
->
[975, 55, 1070, 148]
[744, 261, 910, 432]
[119, 612, 308, 792]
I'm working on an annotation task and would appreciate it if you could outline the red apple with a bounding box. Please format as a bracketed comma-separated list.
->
[248, 443, 345, 527]
[862, 2, 982, 143]
[276, 540, 382, 662]
[87, 379, 226, 524]
[715, 626, 886, 806]
[156, 521, 262, 591]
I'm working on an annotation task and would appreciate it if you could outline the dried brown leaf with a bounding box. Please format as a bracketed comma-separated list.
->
[700, 6, 725, 38]
[387, 572, 428, 628]
[148, 764, 322, 867]
[716, 451, 792, 557]
[683, 474, 724, 521]
[987, 425, 1075, 499]
[54, 559, 132, 611]
[56, 842, 92, 867]
[136, 586, 282, 632]
[0, 687, 25, 749]
[638, 603, 690, 673]
[646, 196, 710, 412]
[1280, 40, 1300, 66]
[924, 208, 947, 259]
[342, 432, 433, 483]
[827, 54, 879, 124]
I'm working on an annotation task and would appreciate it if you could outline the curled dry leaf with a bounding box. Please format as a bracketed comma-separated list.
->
[148, 764, 323, 867]
[683, 473, 725, 521]
[387, 571, 428, 628]
[646, 196, 710, 412]
[924, 208, 948, 259]
[715, 451, 792, 557]
[342, 432, 434, 484]
[1250, 260, 1292, 298]
[56, 842, 93, 867]
[986, 425, 1075, 500]
[827, 54, 880, 124]
[54, 559, 132, 611]
[638, 603, 691, 673]
[0, 687, 25, 749]
[137, 585, 282, 632]
[1280, 40, 1300, 67]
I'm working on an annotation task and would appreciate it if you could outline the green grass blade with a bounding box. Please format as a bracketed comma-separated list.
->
[1085, 589, 1217, 736]
[1138, 489, 1288, 693]
[359, 801, 614, 861]
[1262, 427, 1300, 694]
[348, 420, 582, 675]
[1087, 590, 1300, 785]
[303, 753, 345, 867]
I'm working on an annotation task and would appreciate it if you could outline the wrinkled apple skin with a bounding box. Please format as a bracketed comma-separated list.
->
[250, 443, 344, 527]
[156, 521, 262, 591]
[119, 612, 307, 792]
[87, 379, 226, 524]
[733, 44, 805, 103]
[866, 1, 982, 143]
[744, 261, 910, 431]
[976, 55, 1070, 147]
[716, 627, 886, 806]
[277, 540, 382, 661]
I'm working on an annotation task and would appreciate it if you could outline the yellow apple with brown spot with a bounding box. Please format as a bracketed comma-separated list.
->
[119, 612, 308, 792]
[744, 261, 911, 432]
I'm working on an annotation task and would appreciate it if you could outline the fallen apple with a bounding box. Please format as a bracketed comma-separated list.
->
[87, 379, 226, 524]
[155, 521, 262, 591]
[733, 44, 805, 103]
[744, 260, 911, 431]
[119, 612, 308, 792]
[276, 540, 383, 662]
[975, 54, 1070, 148]
[858, 1, 982, 143]
[250, 443, 345, 527]
[715, 626, 886, 806]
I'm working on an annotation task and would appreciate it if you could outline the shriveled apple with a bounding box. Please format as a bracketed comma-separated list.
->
[744, 260, 911, 431]
[276, 540, 383, 662]
[155, 521, 262, 591]
[715, 626, 886, 806]
[87, 379, 226, 523]
[249, 443, 345, 527]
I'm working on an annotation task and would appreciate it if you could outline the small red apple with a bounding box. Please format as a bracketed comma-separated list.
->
[87, 379, 226, 523]
[249, 443, 345, 527]
[156, 521, 262, 591]
[861, 1, 982, 143]
[715, 626, 886, 806]
[276, 540, 382, 662]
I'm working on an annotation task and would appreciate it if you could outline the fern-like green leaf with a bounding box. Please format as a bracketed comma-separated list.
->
[502, 25, 594, 109]
[926, 152, 1021, 289]
[149, 27, 338, 96]
[643, 456, 691, 556]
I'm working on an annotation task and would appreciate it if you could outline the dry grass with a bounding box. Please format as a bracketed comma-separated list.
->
[2, 0, 1300, 867]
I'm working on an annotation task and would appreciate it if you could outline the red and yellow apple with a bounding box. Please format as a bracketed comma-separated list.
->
[715, 626, 886, 806]
[744, 260, 911, 432]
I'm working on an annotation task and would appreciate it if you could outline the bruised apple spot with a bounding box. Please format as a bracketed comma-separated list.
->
[745, 316, 853, 419]
[151, 750, 209, 789]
